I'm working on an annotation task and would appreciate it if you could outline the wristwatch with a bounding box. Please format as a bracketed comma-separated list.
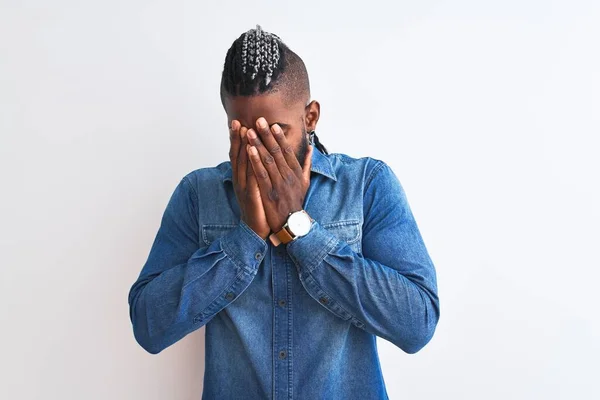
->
[269, 210, 314, 246]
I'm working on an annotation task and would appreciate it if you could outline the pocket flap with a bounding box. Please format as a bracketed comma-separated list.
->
[201, 224, 237, 246]
[321, 219, 361, 244]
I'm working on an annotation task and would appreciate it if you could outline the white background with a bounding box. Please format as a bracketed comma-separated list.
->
[1, 1, 598, 399]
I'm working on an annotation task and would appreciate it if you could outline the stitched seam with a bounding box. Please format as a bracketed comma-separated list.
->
[202, 224, 237, 246]
[364, 160, 386, 191]
[307, 236, 338, 274]
[182, 175, 199, 199]
[193, 267, 247, 322]
[181, 176, 201, 246]
[322, 219, 361, 243]
[322, 219, 360, 228]
[221, 234, 247, 273]
[181, 252, 228, 291]
[239, 220, 268, 248]
[304, 273, 354, 321]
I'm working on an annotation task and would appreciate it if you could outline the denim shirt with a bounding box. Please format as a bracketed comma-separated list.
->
[128, 146, 440, 400]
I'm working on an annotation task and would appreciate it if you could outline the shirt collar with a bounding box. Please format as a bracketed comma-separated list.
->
[222, 145, 337, 183]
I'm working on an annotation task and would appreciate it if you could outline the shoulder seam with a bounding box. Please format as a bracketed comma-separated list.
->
[364, 160, 386, 189]
[181, 175, 199, 200]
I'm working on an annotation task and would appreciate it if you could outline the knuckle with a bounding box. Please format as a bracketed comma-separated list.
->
[258, 170, 269, 180]
[264, 154, 275, 165]
[285, 172, 296, 185]
[269, 145, 281, 155]
[268, 188, 279, 202]
[261, 127, 272, 137]
[283, 145, 294, 155]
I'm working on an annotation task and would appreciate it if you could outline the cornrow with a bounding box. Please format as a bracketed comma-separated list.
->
[239, 25, 281, 86]
[220, 25, 329, 155]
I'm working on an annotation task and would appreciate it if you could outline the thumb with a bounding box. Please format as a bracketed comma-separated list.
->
[302, 143, 314, 188]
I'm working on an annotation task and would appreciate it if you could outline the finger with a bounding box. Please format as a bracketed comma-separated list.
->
[302, 140, 314, 187]
[255, 117, 292, 178]
[270, 123, 303, 176]
[229, 120, 240, 180]
[247, 128, 282, 186]
[245, 147, 261, 200]
[246, 144, 254, 179]
[237, 126, 249, 188]
[247, 145, 274, 200]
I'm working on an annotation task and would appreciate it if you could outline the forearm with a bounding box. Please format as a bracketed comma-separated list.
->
[128, 220, 267, 354]
[286, 221, 439, 354]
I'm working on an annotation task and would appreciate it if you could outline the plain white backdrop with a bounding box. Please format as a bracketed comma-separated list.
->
[1, 1, 598, 399]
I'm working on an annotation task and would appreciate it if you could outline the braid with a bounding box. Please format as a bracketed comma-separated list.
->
[312, 132, 328, 155]
[241, 32, 249, 75]
[221, 24, 328, 153]
[225, 24, 283, 94]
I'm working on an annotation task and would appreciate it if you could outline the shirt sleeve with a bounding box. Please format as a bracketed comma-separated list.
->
[127, 175, 267, 354]
[285, 161, 440, 354]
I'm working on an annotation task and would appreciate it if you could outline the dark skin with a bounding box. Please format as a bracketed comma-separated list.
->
[225, 90, 320, 240]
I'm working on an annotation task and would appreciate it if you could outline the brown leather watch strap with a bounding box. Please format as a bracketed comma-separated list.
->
[269, 226, 293, 247]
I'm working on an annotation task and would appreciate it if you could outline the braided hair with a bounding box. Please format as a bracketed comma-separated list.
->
[220, 24, 328, 155]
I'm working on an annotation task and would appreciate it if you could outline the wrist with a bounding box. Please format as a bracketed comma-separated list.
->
[275, 206, 304, 231]
[269, 210, 313, 247]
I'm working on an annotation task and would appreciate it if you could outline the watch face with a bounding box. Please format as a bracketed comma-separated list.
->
[287, 211, 312, 237]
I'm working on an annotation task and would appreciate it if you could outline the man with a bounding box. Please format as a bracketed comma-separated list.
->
[128, 25, 440, 399]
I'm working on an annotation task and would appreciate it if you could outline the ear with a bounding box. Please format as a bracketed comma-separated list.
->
[304, 100, 320, 132]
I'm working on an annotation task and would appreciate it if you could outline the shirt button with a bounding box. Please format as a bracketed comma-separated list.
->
[225, 292, 234, 301]
[319, 297, 329, 304]
[255, 252, 262, 260]
[278, 350, 287, 359]
[278, 299, 286, 307]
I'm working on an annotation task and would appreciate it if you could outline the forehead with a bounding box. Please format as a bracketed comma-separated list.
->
[224, 90, 302, 127]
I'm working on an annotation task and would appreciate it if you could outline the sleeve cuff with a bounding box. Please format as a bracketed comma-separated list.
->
[286, 220, 338, 277]
[221, 220, 268, 273]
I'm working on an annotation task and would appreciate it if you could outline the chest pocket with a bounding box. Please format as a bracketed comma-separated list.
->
[201, 224, 237, 247]
[321, 219, 362, 254]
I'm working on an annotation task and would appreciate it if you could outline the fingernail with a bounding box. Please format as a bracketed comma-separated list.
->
[249, 146, 258, 156]
[248, 129, 257, 139]
[257, 118, 267, 129]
